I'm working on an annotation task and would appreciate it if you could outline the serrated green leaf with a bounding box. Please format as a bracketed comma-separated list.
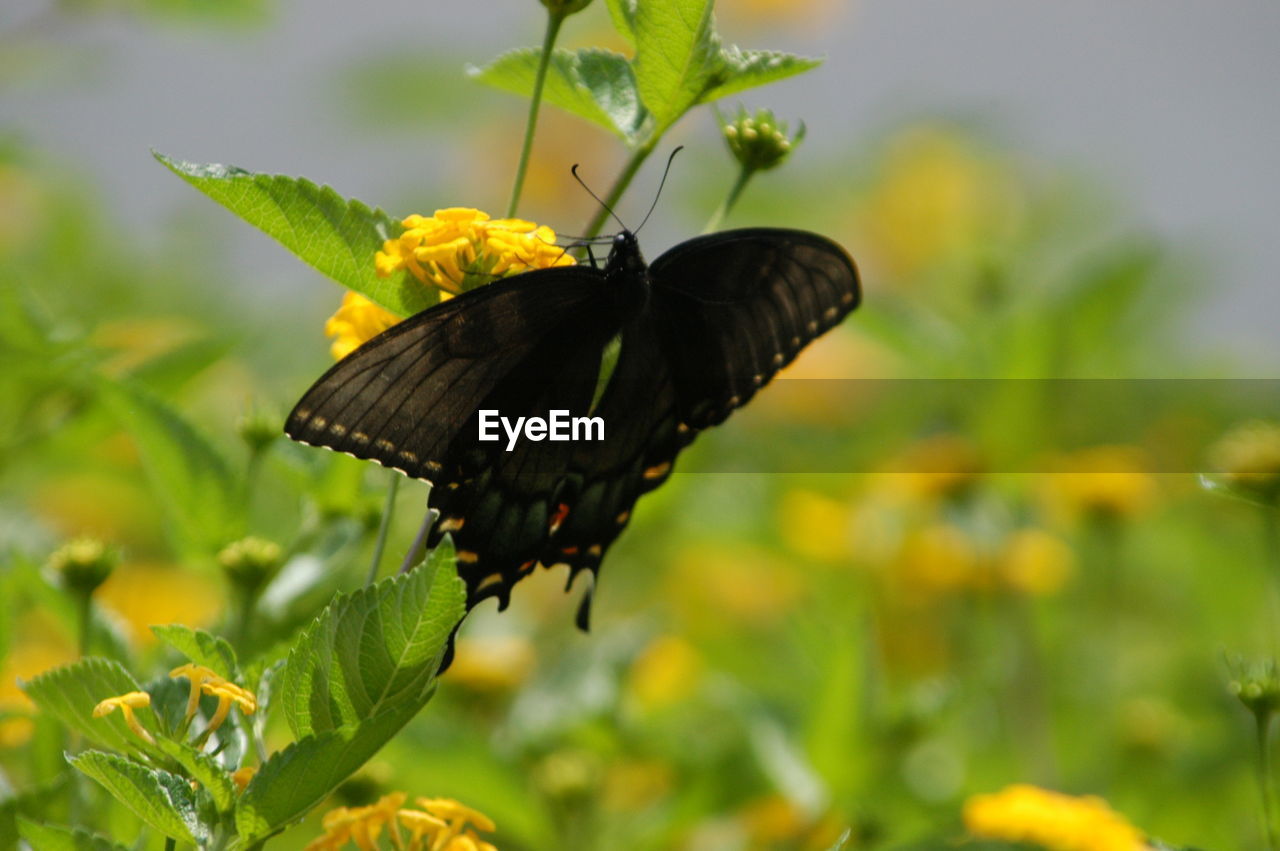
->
[151, 624, 239, 680]
[469, 47, 648, 144]
[95, 376, 240, 556]
[156, 152, 436, 318]
[234, 707, 414, 841]
[69, 751, 204, 844]
[16, 818, 130, 851]
[280, 545, 465, 738]
[604, 0, 637, 43]
[699, 47, 822, 104]
[20, 658, 154, 758]
[632, 0, 720, 133]
[155, 738, 237, 813]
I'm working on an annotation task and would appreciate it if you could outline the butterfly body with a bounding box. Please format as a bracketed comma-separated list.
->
[287, 227, 859, 622]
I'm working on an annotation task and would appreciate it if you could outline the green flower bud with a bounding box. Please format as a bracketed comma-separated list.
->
[236, 406, 280, 454]
[218, 536, 283, 595]
[1227, 657, 1280, 720]
[720, 106, 806, 173]
[540, 0, 593, 16]
[1209, 420, 1280, 503]
[48, 537, 118, 595]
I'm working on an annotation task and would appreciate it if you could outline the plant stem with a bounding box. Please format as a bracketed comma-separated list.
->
[1258, 709, 1278, 850]
[367, 472, 401, 586]
[400, 508, 435, 575]
[703, 164, 754, 234]
[507, 11, 565, 219]
[582, 140, 658, 240]
[76, 591, 92, 657]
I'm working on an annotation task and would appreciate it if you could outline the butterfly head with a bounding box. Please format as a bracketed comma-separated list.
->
[606, 230, 646, 276]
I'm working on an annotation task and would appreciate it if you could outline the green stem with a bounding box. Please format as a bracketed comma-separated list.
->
[702, 164, 755, 234]
[367, 472, 401, 586]
[76, 591, 92, 657]
[1258, 709, 1278, 850]
[582, 140, 658, 240]
[507, 11, 565, 218]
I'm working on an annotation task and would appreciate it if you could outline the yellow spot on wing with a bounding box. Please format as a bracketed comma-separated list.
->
[643, 462, 671, 480]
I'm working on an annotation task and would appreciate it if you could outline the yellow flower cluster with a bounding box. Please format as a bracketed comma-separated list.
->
[92, 666, 259, 751]
[1041, 446, 1157, 523]
[170, 663, 257, 731]
[306, 793, 498, 851]
[326, 208, 575, 361]
[964, 784, 1147, 851]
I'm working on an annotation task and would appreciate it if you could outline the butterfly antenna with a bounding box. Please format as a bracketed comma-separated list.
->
[571, 164, 628, 233]
[634, 146, 684, 236]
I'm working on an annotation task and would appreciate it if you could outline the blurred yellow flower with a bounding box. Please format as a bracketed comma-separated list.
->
[777, 489, 854, 563]
[327, 208, 573, 360]
[668, 544, 807, 625]
[738, 794, 846, 850]
[893, 523, 980, 598]
[1209, 420, 1280, 501]
[879, 434, 983, 505]
[92, 691, 155, 745]
[0, 624, 75, 747]
[857, 126, 1018, 281]
[446, 635, 536, 693]
[601, 758, 674, 812]
[627, 635, 704, 711]
[96, 561, 223, 646]
[963, 784, 1146, 851]
[1041, 446, 1157, 524]
[997, 529, 1074, 596]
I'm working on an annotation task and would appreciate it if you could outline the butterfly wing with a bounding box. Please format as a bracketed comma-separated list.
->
[285, 266, 610, 482]
[515, 229, 862, 625]
[648, 227, 861, 430]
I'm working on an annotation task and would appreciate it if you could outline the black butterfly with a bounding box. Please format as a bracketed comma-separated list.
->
[286, 227, 860, 626]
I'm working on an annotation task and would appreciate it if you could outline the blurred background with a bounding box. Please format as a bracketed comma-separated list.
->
[3, 1, 1280, 849]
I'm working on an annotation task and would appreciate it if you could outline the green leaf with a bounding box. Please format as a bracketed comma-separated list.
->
[155, 738, 237, 813]
[469, 47, 648, 144]
[151, 624, 239, 680]
[156, 152, 435, 318]
[0, 776, 71, 850]
[604, 0, 638, 43]
[16, 818, 130, 851]
[699, 47, 822, 104]
[632, 0, 720, 133]
[280, 544, 465, 737]
[69, 751, 205, 844]
[20, 658, 154, 758]
[95, 376, 240, 556]
[234, 708, 412, 841]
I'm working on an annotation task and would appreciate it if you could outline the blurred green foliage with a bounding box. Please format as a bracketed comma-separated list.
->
[3, 0, 1280, 849]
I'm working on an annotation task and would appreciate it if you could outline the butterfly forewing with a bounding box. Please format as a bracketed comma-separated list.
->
[285, 267, 607, 480]
[649, 228, 860, 429]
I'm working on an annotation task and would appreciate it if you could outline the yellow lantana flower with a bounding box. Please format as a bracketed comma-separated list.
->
[964, 784, 1147, 851]
[92, 691, 155, 745]
[327, 208, 574, 360]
